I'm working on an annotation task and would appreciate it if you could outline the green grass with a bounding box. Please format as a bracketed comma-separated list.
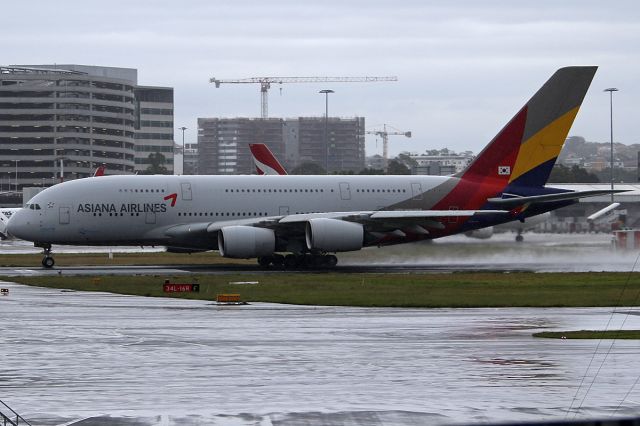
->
[5, 272, 640, 308]
[0, 252, 252, 267]
[533, 330, 640, 339]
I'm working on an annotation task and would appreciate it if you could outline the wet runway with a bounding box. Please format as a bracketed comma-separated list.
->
[2, 282, 640, 425]
[1, 233, 639, 275]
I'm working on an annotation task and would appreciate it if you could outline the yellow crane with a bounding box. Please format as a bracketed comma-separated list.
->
[366, 124, 412, 173]
[210, 76, 397, 119]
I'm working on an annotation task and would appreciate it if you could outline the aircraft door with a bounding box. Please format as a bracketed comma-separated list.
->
[411, 182, 423, 200]
[181, 182, 192, 201]
[339, 182, 351, 200]
[59, 206, 70, 225]
[145, 211, 156, 224]
[279, 206, 289, 215]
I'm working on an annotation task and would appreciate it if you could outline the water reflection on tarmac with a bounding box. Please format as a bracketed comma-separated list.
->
[1, 233, 639, 275]
[1, 282, 640, 425]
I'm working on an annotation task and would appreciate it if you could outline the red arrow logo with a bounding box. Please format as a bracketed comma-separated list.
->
[163, 193, 177, 207]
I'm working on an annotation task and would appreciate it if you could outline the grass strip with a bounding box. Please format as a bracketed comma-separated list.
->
[533, 330, 640, 339]
[0, 252, 252, 267]
[4, 272, 640, 308]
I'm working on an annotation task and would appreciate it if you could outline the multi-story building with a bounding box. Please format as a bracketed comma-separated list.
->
[197, 117, 365, 175]
[411, 152, 474, 175]
[134, 86, 174, 173]
[0, 65, 174, 192]
[296, 117, 365, 173]
[198, 118, 284, 175]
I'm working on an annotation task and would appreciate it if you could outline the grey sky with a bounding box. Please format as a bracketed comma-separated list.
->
[2, 1, 638, 157]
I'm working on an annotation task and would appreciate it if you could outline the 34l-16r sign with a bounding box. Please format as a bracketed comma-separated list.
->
[163, 282, 200, 293]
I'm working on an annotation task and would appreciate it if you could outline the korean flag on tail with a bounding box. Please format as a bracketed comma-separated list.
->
[498, 166, 511, 176]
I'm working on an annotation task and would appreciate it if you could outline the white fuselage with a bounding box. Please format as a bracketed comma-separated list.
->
[8, 174, 451, 246]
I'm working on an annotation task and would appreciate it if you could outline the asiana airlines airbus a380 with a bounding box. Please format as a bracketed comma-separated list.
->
[7, 66, 624, 268]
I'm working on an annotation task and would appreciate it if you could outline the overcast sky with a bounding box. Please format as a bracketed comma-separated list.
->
[2, 1, 638, 157]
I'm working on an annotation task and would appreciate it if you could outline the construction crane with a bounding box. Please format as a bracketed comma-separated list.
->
[209, 76, 398, 119]
[366, 124, 412, 173]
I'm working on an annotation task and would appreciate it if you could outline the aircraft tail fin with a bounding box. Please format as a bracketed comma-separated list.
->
[458, 66, 597, 190]
[93, 165, 106, 177]
[249, 143, 288, 175]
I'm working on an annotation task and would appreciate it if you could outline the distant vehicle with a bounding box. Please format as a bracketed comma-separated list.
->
[0, 208, 21, 240]
[8, 66, 623, 268]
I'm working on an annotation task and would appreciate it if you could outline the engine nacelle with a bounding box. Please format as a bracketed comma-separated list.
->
[305, 218, 364, 252]
[464, 226, 494, 239]
[218, 226, 275, 258]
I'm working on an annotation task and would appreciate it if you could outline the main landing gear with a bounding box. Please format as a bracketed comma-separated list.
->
[39, 244, 55, 268]
[257, 253, 338, 269]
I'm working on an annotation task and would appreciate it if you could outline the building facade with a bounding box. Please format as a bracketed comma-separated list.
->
[197, 117, 365, 175]
[134, 86, 174, 174]
[411, 152, 474, 175]
[0, 65, 173, 191]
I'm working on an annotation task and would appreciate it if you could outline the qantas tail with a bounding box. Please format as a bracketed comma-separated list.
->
[457, 66, 597, 191]
[249, 144, 288, 175]
[93, 165, 106, 177]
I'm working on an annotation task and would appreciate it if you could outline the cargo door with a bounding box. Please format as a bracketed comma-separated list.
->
[339, 182, 351, 200]
[145, 211, 156, 224]
[411, 182, 423, 200]
[59, 206, 70, 225]
[181, 182, 192, 201]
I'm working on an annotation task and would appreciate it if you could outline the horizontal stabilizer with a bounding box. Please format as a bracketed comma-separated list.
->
[487, 189, 627, 206]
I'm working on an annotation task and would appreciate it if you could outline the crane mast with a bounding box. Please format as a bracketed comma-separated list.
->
[366, 124, 412, 173]
[210, 76, 398, 119]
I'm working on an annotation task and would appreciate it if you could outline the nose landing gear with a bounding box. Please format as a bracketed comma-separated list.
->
[38, 244, 55, 268]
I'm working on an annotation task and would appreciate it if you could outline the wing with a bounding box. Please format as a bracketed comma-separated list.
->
[160, 209, 511, 249]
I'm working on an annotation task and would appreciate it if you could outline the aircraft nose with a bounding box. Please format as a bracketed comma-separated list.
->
[6, 208, 31, 240]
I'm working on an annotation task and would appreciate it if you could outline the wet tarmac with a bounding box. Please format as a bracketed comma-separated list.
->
[1, 233, 638, 276]
[1, 282, 640, 425]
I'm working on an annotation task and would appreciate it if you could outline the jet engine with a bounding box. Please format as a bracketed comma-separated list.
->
[305, 218, 364, 252]
[464, 226, 494, 239]
[218, 226, 275, 258]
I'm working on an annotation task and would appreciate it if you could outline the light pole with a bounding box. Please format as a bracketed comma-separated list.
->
[179, 126, 187, 175]
[604, 88, 618, 203]
[319, 89, 334, 174]
[14, 160, 18, 192]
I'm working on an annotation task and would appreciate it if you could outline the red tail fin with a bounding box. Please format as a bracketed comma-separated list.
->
[249, 144, 288, 175]
[93, 165, 106, 177]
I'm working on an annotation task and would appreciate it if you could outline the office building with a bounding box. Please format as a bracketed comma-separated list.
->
[197, 117, 365, 175]
[0, 64, 174, 191]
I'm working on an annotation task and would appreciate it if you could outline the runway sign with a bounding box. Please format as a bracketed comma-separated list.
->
[163, 283, 200, 293]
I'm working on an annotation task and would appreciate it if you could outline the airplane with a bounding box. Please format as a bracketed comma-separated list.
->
[250, 144, 288, 175]
[251, 142, 551, 242]
[7, 66, 625, 269]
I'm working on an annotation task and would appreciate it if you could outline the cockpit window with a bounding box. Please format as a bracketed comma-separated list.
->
[26, 203, 41, 210]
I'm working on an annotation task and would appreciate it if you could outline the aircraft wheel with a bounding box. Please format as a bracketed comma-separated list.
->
[257, 256, 272, 268]
[515, 234, 524, 242]
[325, 255, 338, 267]
[284, 254, 298, 269]
[42, 256, 55, 268]
[272, 254, 284, 268]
